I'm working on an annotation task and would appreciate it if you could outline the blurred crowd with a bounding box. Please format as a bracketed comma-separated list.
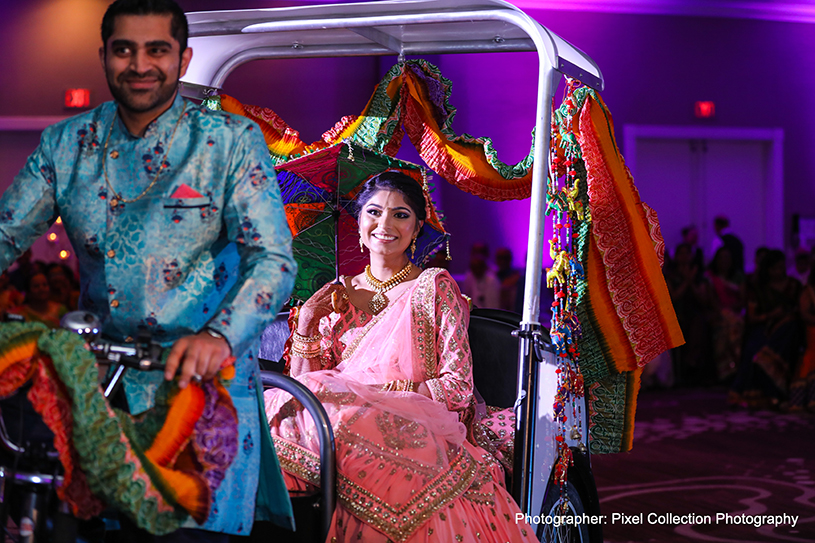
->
[652, 217, 815, 412]
[0, 249, 80, 328]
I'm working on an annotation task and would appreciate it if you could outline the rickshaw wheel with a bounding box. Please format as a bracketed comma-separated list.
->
[537, 447, 603, 543]
[538, 481, 590, 543]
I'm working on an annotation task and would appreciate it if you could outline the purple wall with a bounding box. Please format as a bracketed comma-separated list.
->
[1, 1, 812, 275]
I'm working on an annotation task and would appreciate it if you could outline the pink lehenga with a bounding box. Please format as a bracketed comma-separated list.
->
[264, 268, 538, 542]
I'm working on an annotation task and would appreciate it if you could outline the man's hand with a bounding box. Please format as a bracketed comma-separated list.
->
[164, 331, 232, 388]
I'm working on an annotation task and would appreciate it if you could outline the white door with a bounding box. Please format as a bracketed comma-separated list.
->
[625, 127, 783, 272]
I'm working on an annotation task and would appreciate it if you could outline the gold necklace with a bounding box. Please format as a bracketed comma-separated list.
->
[365, 261, 413, 314]
[102, 102, 187, 210]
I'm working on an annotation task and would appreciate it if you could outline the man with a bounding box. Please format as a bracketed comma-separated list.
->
[0, 0, 296, 539]
[462, 242, 500, 308]
[711, 215, 744, 276]
[680, 224, 704, 273]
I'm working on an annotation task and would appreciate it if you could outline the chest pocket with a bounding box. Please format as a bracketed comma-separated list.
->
[163, 196, 210, 209]
[162, 196, 218, 225]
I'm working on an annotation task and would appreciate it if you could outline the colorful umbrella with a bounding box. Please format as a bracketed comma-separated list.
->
[276, 141, 449, 303]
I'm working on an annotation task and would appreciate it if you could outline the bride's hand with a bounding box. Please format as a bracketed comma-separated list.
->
[297, 281, 348, 335]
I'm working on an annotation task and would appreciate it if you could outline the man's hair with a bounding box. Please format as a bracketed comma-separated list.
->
[713, 215, 730, 230]
[101, 0, 189, 52]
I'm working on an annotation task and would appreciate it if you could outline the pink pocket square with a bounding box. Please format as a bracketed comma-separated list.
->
[170, 184, 204, 198]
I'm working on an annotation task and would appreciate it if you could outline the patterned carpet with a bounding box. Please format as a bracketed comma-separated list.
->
[591, 386, 815, 542]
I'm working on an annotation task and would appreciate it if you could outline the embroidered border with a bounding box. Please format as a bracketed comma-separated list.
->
[411, 269, 444, 380]
[274, 431, 480, 542]
[272, 436, 322, 486]
[337, 448, 478, 542]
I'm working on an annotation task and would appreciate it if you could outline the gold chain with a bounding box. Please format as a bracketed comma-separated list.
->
[102, 102, 187, 209]
[364, 261, 413, 314]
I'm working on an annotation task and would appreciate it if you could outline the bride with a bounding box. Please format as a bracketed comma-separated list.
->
[264, 171, 538, 542]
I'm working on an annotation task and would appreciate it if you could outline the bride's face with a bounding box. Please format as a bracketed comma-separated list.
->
[359, 190, 422, 260]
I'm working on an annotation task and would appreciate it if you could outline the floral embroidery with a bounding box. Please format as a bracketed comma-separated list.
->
[76, 122, 100, 156]
[163, 260, 182, 287]
[214, 262, 228, 290]
[375, 412, 428, 450]
[255, 292, 275, 312]
[242, 431, 253, 454]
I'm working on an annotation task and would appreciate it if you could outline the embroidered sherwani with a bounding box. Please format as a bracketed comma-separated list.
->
[0, 93, 296, 534]
[265, 269, 538, 543]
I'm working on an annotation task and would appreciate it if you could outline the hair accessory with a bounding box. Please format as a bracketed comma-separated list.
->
[103, 102, 187, 210]
[364, 261, 413, 314]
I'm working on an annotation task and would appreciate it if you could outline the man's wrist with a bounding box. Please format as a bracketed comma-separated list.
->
[202, 327, 232, 351]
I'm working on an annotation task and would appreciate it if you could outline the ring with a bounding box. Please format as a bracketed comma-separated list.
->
[192, 374, 203, 384]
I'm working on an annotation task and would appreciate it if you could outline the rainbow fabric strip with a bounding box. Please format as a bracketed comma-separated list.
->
[554, 88, 685, 453]
[0, 322, 238, 535]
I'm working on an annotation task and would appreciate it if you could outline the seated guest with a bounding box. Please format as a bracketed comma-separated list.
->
[265, 172, 537, 542]
[462, 242, 501, 309]
[46, 262, 79, 311]
[0, 270, 23, 314]
[790, 268, 815, 410]
[665, 242, 713, 385]
[730, 249, 802, 408]
[496, 247, 523, 313]
[788, 248, 811, 285]
[706, 247, 744, 382]
[12, 272, 68, 328]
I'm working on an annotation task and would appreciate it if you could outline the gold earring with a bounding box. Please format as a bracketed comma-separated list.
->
[410, 237, 417, 258]
[359, 235, 365, 253]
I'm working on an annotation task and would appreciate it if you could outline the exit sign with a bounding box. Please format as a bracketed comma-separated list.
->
[694, 101, 715, 118]
[65, 89, 91, 109]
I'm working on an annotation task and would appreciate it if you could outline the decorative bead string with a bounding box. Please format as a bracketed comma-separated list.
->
[546, 78, 589, 518]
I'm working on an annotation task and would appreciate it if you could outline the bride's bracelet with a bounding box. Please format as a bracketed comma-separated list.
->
[293, 330, 322, 344]
[290, 342, 322, 359]
[381, 379, 416, 392]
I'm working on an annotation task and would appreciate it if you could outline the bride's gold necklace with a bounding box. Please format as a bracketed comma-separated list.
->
[102, 102, 187, 210]
[365, 261, 413, 314]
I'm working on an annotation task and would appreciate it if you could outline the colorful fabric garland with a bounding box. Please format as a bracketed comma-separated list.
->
[0, 322, 239, 535]
[207, 60, 535, 201]
[549, 85, 684, 454]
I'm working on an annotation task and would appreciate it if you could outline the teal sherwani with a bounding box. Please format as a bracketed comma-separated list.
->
[0, 93, 296, 534]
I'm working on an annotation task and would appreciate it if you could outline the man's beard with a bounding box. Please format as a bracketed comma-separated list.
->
[107, 68, 179, 115]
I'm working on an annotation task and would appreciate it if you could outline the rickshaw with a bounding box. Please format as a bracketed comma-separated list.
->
[179, 1, 606, 542]
[0, 1, 614, 542]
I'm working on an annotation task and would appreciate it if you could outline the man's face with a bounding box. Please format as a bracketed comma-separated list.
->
[100, 14, 192, 117]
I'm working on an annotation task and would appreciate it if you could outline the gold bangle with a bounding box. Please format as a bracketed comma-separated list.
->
[381, 379, 415, 392]
[293, 330, 322, 343]
[290, 344, 322, 359]
[292, 342, 321, 354]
